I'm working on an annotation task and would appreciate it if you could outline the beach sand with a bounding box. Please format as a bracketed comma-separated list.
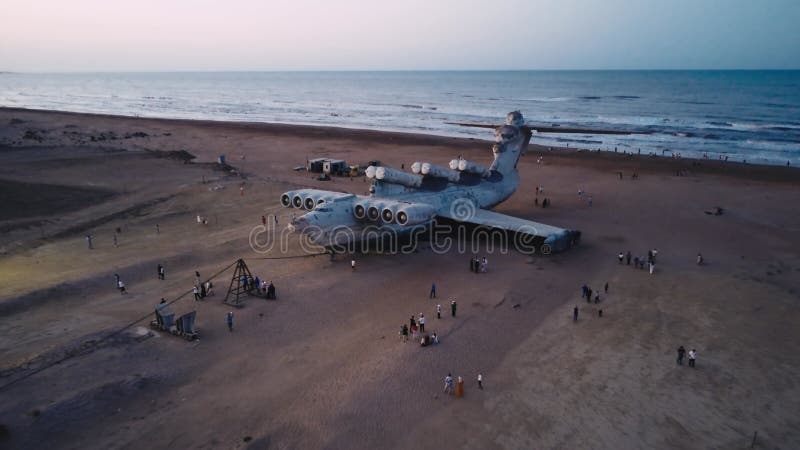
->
[1, 107, 799, 449]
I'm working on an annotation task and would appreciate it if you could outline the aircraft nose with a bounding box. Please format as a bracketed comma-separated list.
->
[287, 217, 309, 234]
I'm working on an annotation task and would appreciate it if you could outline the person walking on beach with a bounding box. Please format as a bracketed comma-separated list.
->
[410, 315, 416, 332]
[604, 282, 609, 293]
[573, 306, 579, 321]
[226, 311, 234, 332]
[626, 251, 632, 265]
[117, 279, 126, 294]
[401, 324, 408, 342]
[444, 373, 454, 395]
[159, 264, 165, 280]
[193, 285, 200, 301]
[688, 349, 697, 368]
[351, 259, 356, 271]
[437, 304, 442, 319]
[451, 300, 457, 317]
[157, 264, 163, 280]
[586, 287, 593, 303]
[618, 252, 624, 264]
[430, 283, 437, 299]
[477, 373, 483, 390]
[697, 253, 704, 265]
[419, 313, 426, 333]
[155, 224, 160, 234]
[86, 234, 93, 249]
[677, 345, 686, 365]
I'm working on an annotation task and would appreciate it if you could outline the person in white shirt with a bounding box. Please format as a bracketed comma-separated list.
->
[477, 373, 483, 389]
[351, 259, 356, 270]
[419, 313, 426, 333]
[688, 349, 697, 368]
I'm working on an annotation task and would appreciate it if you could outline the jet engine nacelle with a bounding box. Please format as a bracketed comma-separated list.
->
[366, 200, 386, 221]
[421, 163, 460, 182]
[396, 204, 436, 226]
[281, 189, 352, 210]
[374, 166, 423, 188]
[380, 201, 408, 224]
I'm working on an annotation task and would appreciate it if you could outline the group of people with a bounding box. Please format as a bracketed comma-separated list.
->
[469, 257, 488, 273]
[443, 372, 483, 396]
[581, 282, 607, 305]
[399, 300, 459, 346]
[617, 248, 658, 274]
[676, 345, 698, 368]
[534, 185, 550, 208]
[193, 271, 214, 300]
[241, 275, 276, 299]
[400, 313, 439, 346]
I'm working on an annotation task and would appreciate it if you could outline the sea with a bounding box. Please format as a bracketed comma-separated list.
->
[1, 71, 799, 165]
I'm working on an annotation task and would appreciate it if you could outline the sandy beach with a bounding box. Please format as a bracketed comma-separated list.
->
[1, 107, 799, 449]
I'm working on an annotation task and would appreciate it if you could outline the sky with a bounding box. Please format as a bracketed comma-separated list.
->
[1, 0, 799, 72]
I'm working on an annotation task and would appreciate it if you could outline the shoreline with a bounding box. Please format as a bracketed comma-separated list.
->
[2, 106, 798, 179]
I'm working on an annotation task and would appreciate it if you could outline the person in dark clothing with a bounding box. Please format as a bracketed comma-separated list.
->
[586, 288, 593, 303]
[598, 309, 603, 317]
[470, 257, 474, 272]
[626, 251, 632, 265]
[410, 315, 416, 330]
[573, 306, 579, 321]
[594, 292, 600, 304]
[200, 282, 206, 298]
[267, 282, 276, 299]
[581, 284, 588, 299]
[226, 311, 234, 332]
[677, 346, 686, 365]
[451, 300, 457, 317]
[604, 282, 609, 293]
[430, 283, 437, 299]
[157, 264, 163, 280]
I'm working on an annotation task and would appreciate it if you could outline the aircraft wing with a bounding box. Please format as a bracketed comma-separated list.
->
[436, 207, 580, 253]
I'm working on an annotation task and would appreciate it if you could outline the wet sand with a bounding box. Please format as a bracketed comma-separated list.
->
[1, 107, 799, 449]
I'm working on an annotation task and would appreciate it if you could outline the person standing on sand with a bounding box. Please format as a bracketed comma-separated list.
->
[156, 224, 160, 234]
[626, 251, 632, 265]
[477, 373, 483, 390]
[688, 349, 697, 367]
[351, 259, 356, 271]
[444, 373, 454, 395]
[117, 279, 126, 294]
[586, 287, 593, 303]
[159, 264, 165, 280]
[86, 234, 93, 249]
[430, 283, 437, 298]
[573, 306, 578, 321]
[193, 285, 200, 301]
[419, 313, 426, 333]
[618, 252, 624, 264]
[697, 253, 703, 265]
[226, 311, 234, 332]
[410, 315, 416, 332]
[451, 300, 457, 317]
[401, 324, 408, 342]
[195, 271, 201, 287]
[594, 292, 600, 304]
[604, 282, 609, 293]
[677, 346, 686, 365]
[437, 304, 442, 319]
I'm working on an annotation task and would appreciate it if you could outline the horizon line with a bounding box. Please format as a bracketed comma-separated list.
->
[3, 68, 800, 75]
